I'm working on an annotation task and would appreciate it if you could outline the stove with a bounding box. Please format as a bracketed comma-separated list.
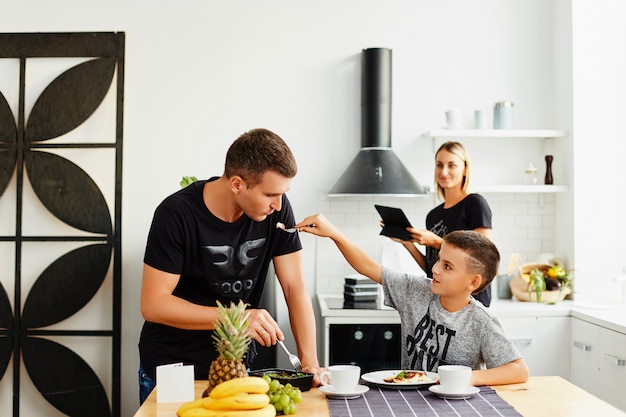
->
[325, 297, 383, 310]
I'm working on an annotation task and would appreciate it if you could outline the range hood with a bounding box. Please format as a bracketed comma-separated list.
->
[328, 47, 426, 197]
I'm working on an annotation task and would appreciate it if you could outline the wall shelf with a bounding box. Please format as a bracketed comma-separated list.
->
[422, 128, 569, 194]
[424, 129, 568, 140]
[476, 184, 569, 193]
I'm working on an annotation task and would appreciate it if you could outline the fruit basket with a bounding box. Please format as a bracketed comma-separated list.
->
[510, 263, 572, 303]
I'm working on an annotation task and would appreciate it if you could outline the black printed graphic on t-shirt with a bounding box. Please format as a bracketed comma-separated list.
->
[201, 237, 266, 296]
[406, 311, 456, 371]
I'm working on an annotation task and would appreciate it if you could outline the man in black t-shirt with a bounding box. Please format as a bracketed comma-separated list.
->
[137, 129, 322, 403]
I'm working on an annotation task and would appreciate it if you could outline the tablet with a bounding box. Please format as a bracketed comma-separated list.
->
[374, 205, 413, 241]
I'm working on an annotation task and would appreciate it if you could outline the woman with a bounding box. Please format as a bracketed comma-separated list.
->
[400, 141, 493, 306]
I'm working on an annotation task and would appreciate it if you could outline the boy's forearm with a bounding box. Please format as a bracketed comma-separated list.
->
[331, 233, 383, 283]
[470, 359, 529, 386]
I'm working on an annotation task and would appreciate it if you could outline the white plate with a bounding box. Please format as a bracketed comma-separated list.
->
[319, 384, 369, 399]
[428, 384, 480, 399]
[360, 370, 438, 389]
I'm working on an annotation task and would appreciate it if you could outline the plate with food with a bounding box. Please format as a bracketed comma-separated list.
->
[361, 370, 437, 389]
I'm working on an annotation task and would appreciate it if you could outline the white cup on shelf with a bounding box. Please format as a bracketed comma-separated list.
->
[445, 108, 464, 129]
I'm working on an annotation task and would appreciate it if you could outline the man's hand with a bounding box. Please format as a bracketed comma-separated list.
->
[302, 365, 326, 387]
[246, 308, 284, 347]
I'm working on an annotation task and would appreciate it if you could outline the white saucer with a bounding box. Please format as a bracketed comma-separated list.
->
[319, 384, 369, 399]
[428, 385, 480, 400]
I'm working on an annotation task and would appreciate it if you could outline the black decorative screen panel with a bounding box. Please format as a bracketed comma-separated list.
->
[0, 32, 124, 417]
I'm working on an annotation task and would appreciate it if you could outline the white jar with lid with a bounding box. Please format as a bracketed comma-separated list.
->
[493, 101, 514, 129]
[524, 163, 538, 184]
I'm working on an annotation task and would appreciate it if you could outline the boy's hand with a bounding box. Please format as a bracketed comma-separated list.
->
[295, 213, 340, 239]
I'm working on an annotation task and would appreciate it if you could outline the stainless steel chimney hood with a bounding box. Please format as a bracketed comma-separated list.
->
[328, 47, 426, 197]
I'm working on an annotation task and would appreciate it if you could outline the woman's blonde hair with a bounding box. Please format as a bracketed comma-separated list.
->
[434, 141, 472, 200]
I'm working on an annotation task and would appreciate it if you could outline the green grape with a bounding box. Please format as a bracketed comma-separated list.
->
[280, 393, 291, 407]
[270, 379, 281, 391]
[265, 376, 302, 415]
[292, 390, 303, 403]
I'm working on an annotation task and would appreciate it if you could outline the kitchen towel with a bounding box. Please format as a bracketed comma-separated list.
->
[381, 239, 423, 277]
[327, 385, 522, 417]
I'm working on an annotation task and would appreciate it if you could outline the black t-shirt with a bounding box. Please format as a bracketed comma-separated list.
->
[139, 178, 302, 379]
[424, 193, 493, 306]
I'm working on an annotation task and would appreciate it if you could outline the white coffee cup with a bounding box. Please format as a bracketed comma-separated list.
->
[445, 108, 464, 129]
[437, 365, 472, 392]
[319, 365, 361, 393]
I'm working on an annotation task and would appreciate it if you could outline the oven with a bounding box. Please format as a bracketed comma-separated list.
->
[322, 296, 401, 373]
[329, 323, 401, 373]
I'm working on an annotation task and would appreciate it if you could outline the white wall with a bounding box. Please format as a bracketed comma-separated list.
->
[2, 1, 622, 416]
[571, 0, 626, 303]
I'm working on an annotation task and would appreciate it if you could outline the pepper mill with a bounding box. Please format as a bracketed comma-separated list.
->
[544, 155, 554, 185]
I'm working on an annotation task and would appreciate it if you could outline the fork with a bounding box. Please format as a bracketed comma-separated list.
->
[278, 340, 302, 371]
[276, 222, 298, 233]
[276, 222, 315, 234]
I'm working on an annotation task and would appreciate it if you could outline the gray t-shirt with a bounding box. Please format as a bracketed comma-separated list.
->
[382, 267, 521, 371]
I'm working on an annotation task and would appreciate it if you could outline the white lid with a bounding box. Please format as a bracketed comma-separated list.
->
[525, 163, 537, 174]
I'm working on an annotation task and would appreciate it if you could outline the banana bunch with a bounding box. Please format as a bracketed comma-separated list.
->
[176, 377, 275, 417]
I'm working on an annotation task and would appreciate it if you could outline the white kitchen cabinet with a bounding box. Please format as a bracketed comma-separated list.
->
[570, 318, 601, 394]
[496, 316, 571, 379]
[423, 129, 569, 193]
[571, 318, 626, 412]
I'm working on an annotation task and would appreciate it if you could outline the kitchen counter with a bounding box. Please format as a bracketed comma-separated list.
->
[569, 303, 626, 334]
[318, 293, 626, 334]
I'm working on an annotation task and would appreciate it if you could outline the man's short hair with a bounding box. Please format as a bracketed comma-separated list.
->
[224, 128, 297, 187]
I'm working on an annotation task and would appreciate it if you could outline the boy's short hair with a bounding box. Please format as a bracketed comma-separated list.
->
[224, 128, 297, 187]
[443, 230, 500, 294]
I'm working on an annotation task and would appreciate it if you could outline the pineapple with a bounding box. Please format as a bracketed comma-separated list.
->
[205, 300, 252, 395]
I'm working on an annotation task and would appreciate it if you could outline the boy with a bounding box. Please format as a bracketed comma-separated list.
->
[296, 214, 529, 386]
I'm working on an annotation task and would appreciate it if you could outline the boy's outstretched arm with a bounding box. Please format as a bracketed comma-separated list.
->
[470, 358, 529, 386]
[296, 213, 383, 283]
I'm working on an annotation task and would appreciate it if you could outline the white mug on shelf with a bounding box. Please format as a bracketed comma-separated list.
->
[445, 108, 464, 129]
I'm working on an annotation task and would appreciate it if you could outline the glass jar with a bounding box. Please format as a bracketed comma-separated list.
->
[493, 101, 514, 129]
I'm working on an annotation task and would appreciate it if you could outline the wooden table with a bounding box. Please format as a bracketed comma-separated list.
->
[133, 376, 626, 417]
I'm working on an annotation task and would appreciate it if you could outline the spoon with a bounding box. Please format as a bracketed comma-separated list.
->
[275, 222, 315, 233]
